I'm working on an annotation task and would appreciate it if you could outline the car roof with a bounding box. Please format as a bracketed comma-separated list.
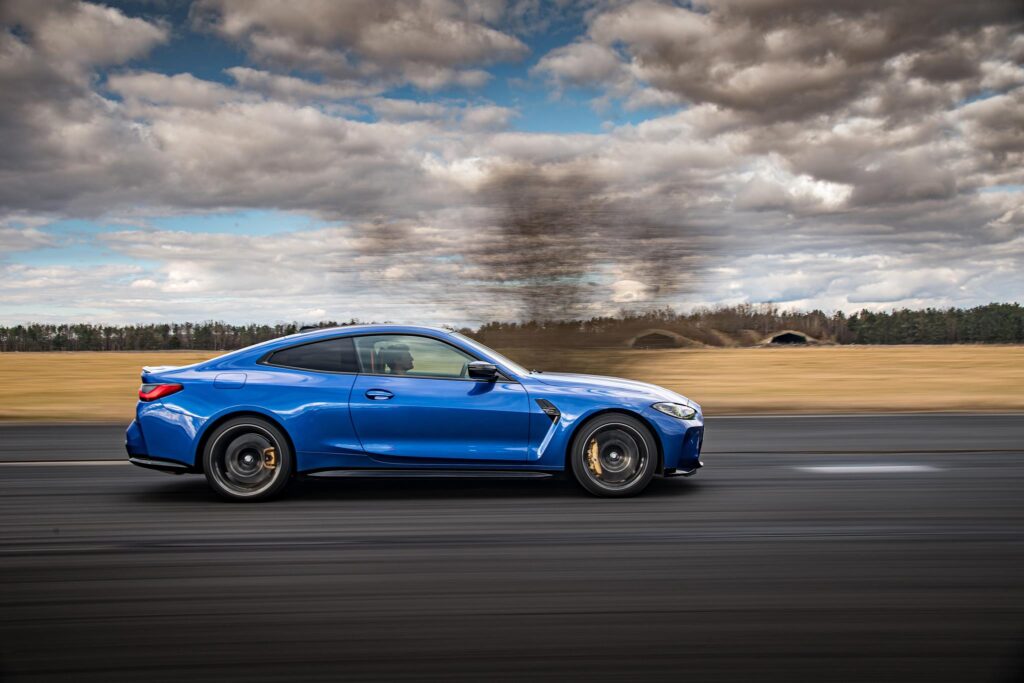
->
[289, 324, 454, 341]
[195, 324, 464, 370]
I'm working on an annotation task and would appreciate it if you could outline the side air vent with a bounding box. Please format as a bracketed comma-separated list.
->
[535, 399, 560, 423]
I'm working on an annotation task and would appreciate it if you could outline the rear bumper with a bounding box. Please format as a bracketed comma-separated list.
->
[128, 455, 191, 474]
[126, 419, 193, 473]
[125, 419, 148, 457]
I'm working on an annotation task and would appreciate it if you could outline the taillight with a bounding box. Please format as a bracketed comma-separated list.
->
[139, 383, 184, 401]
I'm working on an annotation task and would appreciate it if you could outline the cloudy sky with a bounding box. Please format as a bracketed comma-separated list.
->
[1, 0, 1022, 326]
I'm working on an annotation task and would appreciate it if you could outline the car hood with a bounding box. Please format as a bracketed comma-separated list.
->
[533, 372, 699, 409]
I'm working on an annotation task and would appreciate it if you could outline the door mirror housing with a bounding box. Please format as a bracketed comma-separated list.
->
[467, 361, 498, 381]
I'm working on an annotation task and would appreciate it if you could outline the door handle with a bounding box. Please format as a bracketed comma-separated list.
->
[365, 389, 393, 400]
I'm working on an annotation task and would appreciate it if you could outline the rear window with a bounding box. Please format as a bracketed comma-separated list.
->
[267, 337, 358, 373]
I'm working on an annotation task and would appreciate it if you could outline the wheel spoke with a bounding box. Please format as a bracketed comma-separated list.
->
[582, 425, 647, 489]
[211, 430, 281, 495]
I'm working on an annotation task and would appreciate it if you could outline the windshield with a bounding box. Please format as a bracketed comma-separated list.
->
[450, 332, 531, 377]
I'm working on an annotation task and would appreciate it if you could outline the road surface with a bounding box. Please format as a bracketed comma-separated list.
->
[1, 415, 1022, 681]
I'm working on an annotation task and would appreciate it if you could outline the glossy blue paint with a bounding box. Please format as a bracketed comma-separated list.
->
[349, 374, 529, 462]
[126, 325, 704, 476]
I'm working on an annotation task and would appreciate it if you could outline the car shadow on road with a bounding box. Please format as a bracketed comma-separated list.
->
[134, 473, 702, 504]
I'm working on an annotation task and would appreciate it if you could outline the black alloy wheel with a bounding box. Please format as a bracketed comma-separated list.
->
[570, 413, 657, 497]
[203, 417, 293, 501]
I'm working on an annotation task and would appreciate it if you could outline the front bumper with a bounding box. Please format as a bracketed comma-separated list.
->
[663, 460, 703, 477]
[660, 423, 704, 476]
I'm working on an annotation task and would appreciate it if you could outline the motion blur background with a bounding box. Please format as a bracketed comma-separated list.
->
[1, 1, 1023, 681]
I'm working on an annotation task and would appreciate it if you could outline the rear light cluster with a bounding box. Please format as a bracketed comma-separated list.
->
[139, 383, 183, 401]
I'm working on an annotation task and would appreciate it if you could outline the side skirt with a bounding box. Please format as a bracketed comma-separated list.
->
[304, 469, 556, 480]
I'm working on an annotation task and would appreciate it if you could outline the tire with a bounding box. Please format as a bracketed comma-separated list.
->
[202, 417, 293, 502]
[570, 413, 657, 497]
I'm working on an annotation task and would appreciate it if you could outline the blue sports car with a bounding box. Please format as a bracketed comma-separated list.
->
[126, 325, 704, 500]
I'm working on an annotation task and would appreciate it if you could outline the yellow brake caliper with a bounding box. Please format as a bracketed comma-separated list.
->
[586, 438, 602, 477]
[262, 447, 277, 470]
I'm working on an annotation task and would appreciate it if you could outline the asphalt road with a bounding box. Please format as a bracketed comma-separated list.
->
[1, 415, 1022, 682]
[3, 413, 1023, 461]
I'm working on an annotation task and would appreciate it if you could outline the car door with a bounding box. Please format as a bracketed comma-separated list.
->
[258, 336, 362, 462]
[348, 334, 529, 462]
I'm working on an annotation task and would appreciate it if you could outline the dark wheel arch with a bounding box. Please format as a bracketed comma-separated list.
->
[194, 411, 296, 473]
[564, 409, 664, 474]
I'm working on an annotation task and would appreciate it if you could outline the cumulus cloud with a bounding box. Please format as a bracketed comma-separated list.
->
[959, 88, 1024, 165]
[72, 223, 510, 324]
[367, 97, 450, 121]
[191, 0, 528, 90]
[583, 0, 1021, 120]
[460, 104, 518, 130]
[1, 0, 167, 66]
[0, 222, 55, 254]
[0, 0, 1021, 324]
[538, 1, 1023, 123]
[534, 41, 625, 88]
[226, 66, 382, 102]
[0, 1, 169, 216]
[108, 71, 248, 108]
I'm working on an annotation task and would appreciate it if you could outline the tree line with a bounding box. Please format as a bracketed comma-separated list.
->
[0, 304, 1022, 352]
[469, 303, 1024, 347]
[0, 321, 359, 352]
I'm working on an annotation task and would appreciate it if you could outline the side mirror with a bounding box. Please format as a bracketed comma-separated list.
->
[467, 361, 498, 381]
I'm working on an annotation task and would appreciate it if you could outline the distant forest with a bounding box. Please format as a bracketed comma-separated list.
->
[1, 303, 1022, 352]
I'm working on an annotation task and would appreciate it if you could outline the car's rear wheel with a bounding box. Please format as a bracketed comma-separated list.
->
[570, 413, 656, 497]
[203, 417, 292, 502]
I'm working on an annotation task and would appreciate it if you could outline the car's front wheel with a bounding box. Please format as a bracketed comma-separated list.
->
[570, 413, 656, 497]
[202, 417, 293, 502]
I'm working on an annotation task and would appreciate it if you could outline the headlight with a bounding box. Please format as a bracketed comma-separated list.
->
[652, 402, 697, 420]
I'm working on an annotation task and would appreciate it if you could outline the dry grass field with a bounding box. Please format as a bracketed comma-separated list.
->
[0, 346, 1022, 422]
[510, 345, 1024, 415]
[0, 351, 214, 422]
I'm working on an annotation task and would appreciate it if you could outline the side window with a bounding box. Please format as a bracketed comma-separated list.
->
[267, 337, 359, 373]
[354, 335, 475, 379]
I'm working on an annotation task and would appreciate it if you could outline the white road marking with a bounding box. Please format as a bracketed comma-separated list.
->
[796, 464, 940, 474]
[0, 460, 127, 467]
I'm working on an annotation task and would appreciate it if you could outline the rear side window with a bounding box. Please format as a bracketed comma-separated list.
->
[267, 337, 358, 373]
